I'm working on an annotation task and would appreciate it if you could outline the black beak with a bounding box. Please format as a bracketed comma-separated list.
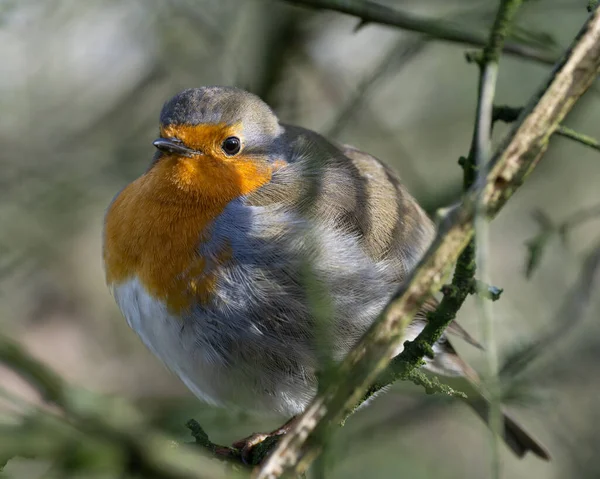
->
[152, 138, 199, 156]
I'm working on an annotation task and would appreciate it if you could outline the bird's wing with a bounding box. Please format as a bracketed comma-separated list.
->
[336, 143, 435, 271]
[248, 128, 435, 282]
[332, 145, 486, 351]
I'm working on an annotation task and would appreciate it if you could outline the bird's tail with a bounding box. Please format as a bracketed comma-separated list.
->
[466, 394, 551, 460]
[418, 326, 550, 460]
[410, 300, 550, 460]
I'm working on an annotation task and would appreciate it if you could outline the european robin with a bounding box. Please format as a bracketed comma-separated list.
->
[103, 86, 549, 460]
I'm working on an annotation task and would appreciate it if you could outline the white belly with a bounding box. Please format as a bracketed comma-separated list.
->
[111, 277, 225, 406]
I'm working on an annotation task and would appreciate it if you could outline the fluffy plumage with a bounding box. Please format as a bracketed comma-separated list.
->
[103, 86, 549, 460]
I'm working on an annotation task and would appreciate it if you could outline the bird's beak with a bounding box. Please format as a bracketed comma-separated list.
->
[152, 138, 200, 156]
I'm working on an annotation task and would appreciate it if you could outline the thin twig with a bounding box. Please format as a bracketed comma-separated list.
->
[523, 201, 600, 277]
[280, 0, 557, 65]
[325, 2, 502, 139]
[556, 125, 600, 152]
[254, 7, 600, 478]
[493, 105, 600, 152]
[500, 237, 600, 379]
[563, 202, 600, 230]
[326, 36, 429, 138]
[471, 0, 524, 474]
[351, 0, 516, 443]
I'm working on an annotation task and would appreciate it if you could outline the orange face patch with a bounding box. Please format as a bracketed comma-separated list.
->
[158, 122, 274, 198]
[103, 123, 274, 313]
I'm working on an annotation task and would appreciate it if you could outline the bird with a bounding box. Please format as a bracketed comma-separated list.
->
[102, 86, 550, 461]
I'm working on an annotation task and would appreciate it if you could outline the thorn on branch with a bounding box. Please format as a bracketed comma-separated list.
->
[440, 283, 457, 296]
[186, 419, 213, 449]
[458, 155, 478, 190]
[409, 339, 435, 359]
[465, 50, 484, 66]
[442, 279, 502, 301]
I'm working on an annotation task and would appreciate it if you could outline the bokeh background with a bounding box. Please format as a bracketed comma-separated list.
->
[1, 0, 600, 477]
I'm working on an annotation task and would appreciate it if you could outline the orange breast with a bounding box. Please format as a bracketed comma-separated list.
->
[103, 153, 272, 313]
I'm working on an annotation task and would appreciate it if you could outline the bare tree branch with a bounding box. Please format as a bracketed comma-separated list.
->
[280, 0, 558, 65]
[254, 6, 600, 478]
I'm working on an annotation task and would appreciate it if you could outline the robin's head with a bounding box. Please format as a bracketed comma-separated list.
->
[151, 86, 285, 199]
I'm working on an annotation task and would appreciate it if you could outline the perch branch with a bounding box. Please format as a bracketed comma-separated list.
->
[356, 0, 520, 413]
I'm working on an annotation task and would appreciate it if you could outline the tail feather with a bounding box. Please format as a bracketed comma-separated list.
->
[412, 320, 550, 458]
[503, 411, 551, 460]
[411, 300, 550, 460]
[467, 397, 551, 461]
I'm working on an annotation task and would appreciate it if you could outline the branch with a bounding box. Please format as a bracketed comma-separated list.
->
[254, 6, 600, 478]
[525, 202, 600, 277]
[501, 237, 600, 379]
[470, 2, 525, 475]
[556, 125, 600, 152]
[326, 36, 429, 138]
[280, 0, 558, 65]
[493, 105, 600, 152]
[0, 334, 230, 479]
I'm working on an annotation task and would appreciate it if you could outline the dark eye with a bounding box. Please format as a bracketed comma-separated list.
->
[222, 136, 241, 156]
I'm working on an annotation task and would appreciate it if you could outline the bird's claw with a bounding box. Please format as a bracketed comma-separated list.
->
[232, 432, 282, 465]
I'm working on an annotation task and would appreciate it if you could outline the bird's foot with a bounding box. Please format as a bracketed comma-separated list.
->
[231, 416, 297, 465]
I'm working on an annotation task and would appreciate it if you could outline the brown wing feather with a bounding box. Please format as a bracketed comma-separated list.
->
[248, 130, 435, 283]
[338, 144, 435, 275]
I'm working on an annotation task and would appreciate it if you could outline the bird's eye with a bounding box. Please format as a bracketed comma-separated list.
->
[222, 136, 241, 156]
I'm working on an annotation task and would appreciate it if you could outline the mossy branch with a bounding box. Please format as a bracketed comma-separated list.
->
[255, 6, 600, 478]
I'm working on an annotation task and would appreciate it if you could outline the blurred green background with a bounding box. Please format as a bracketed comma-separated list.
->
[1, 0, 599, 477]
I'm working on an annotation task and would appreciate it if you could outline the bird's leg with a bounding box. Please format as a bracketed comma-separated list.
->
[231, 415, 298, 464]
